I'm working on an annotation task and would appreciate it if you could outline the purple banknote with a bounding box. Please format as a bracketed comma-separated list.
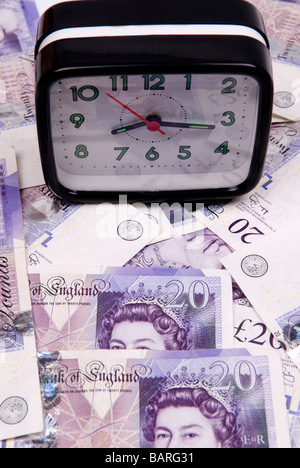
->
[0, 148, 43, 441]
[10, 348, 290, 448]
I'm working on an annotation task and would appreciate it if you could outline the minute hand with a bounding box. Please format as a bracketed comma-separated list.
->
[160, 122, 215, 130]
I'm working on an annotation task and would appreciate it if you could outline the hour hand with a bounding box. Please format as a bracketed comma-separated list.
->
[111, 120, 146, 134]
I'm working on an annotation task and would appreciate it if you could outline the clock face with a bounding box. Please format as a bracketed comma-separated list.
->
[49, 73, 259, 192]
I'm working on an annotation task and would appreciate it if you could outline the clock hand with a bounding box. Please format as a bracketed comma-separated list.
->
[160, 121, 215, 130]
[107, 93, 166, 135]
[111, 120, 147, 134]
[111, 113, 215, 135]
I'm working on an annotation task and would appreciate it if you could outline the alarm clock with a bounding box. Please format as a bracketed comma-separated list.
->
[35, 0, 273, 203]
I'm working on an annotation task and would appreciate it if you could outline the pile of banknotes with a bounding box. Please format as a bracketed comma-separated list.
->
[0, 0, 300, 449]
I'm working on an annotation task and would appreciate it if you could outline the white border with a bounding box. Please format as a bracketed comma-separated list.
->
[37, 24, 267, 53]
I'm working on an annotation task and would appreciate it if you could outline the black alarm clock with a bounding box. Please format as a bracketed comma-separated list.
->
[35, 0, 273, 203]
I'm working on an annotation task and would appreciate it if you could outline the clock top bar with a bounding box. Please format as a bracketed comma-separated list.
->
[37, 24, 268, 54]
[35, 0, 269, 57]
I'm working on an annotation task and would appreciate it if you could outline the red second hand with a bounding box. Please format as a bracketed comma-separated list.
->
[107, 93, 165, 135]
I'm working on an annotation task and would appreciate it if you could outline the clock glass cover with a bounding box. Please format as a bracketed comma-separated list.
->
[49, 72, 259, 194]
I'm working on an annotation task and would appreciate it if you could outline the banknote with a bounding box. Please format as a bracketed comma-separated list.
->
[24, 199, 160, 267]
[28, 266, 233, 351]
[204, 121, 300, 249]
[273, 60, 300, 121]
[21, 185, 82, 247]
[250, 0, 300, 65]
[221, 220, 300, 369]
[0, 0, 38, 58]
[282, 352, 300, 448]
[0, 1, 38, 130]
[7, 348, 290, 448]
[0, 0, 44, 190]
[126, 227, 233, 270]
[233, 303, 300, 448]
[0, 147, 43, 441]
[0, 123, 44, 190]
[0, 55, 35, 131]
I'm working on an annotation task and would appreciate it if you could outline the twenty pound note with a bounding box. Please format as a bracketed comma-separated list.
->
[8, 348, 290, 448]
[0, 148, 43, 441]
[222, 220, 300, 369]
[28, 266, 233, 351]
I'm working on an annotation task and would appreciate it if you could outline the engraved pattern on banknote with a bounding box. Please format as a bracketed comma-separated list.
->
[117, 220, 143, 241]
[0, 397, 28, 425]
[241, 255, 269, 278]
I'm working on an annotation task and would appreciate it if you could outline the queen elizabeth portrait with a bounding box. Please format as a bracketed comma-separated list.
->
[142, 386, 244, 448]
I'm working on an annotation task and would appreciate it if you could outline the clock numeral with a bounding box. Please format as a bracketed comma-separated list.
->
[222, 78, 237, 94]
[70, 113, 85, 128]
[75, 144, 89, 158]
[215, 141, 230, 155]
[114, 147, 129, 161]
[221, 111, 236, 126]
[146, 147, 159, 161]
[110, 75, 128, 92]
[70, 85, 99, 102]
[184, 74, 192, 90]
[178, 146, 191, 160]
[113, 146, 194, 163]
[143, 74, 165, 91]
